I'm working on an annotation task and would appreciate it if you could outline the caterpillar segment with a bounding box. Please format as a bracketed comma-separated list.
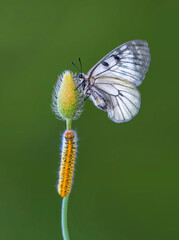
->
[58, 130, 77, 197]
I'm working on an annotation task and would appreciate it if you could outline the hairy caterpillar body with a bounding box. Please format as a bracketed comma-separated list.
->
[58, 130, 77, 197]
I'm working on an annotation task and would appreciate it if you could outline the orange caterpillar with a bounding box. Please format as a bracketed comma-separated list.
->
[58, 130, 77, 197]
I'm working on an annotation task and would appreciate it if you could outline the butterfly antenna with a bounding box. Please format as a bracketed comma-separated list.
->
[72, 61, 80, 72]
[73, 58, 84, 91]
[78, 57, 82, 73]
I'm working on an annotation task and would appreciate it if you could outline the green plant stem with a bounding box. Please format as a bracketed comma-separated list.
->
[66, 119, 72, 130]
[61, 118, 72, 240]
[62, 195, 70, 240]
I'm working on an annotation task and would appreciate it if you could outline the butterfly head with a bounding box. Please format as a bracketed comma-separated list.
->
[78, 73, 84, 79]
[77, 73, 87, 91]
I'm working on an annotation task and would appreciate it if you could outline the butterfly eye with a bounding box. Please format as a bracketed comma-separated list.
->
[78, 73, 83, 78]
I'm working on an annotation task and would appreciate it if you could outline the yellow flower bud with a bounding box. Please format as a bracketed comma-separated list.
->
[52, 71, 83, 120]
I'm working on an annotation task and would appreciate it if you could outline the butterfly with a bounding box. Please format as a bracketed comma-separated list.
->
[78, 40, 151, 123]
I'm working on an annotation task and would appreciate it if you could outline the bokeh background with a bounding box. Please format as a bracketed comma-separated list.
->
[1, 0, 179, 239]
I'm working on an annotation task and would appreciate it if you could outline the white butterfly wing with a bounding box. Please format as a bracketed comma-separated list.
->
[90, 76, 141, 123]
[87, 39, 151, 87]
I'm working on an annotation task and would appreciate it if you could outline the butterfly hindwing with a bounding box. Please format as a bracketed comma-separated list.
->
[90, 76, 141, 123]
[87, 39, 151, 87]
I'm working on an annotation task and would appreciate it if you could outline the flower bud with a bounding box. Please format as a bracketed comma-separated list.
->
[52, 71, 83, 120]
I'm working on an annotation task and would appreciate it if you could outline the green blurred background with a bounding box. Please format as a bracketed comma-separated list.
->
[1, 0, 179, 239]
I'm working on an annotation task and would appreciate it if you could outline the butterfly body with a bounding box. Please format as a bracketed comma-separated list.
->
[78, 40, 151, 123]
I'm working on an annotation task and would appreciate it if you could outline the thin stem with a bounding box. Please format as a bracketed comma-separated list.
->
[61, 118, 72, 240]
[66, 119, 72, 130]
[61, 195, 70, 240]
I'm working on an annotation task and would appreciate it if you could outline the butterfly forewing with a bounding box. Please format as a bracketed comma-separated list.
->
[87, 39, 151, 87]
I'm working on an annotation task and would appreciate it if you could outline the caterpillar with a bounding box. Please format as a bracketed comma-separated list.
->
[58, 130, 77, 197]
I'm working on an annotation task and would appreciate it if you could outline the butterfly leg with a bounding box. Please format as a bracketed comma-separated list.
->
[81, 95, 90, 105]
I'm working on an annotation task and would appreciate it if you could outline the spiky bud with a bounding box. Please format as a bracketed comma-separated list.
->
[52, 71, 83, 120]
